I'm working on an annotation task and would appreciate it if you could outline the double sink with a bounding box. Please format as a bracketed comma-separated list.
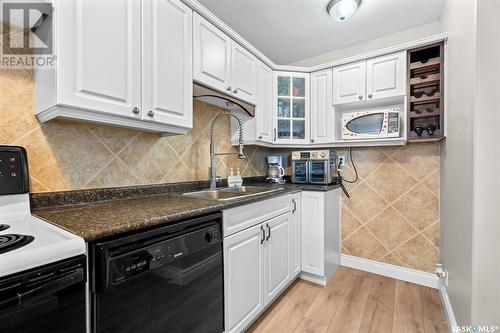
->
[183, 186, 284, 201]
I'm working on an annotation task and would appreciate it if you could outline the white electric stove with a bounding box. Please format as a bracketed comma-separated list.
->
[0, 146, 87, 333]
[0, 193, 85, 277]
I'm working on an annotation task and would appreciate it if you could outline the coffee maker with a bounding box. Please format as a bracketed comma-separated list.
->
[266, 155, 286, 184]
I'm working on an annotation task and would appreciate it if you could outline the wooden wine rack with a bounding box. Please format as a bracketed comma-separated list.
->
[407, 42, 444, 141]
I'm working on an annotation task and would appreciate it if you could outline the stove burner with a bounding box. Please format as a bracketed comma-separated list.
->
[0, 234, 34, 254]
[0, 224, 10, 232]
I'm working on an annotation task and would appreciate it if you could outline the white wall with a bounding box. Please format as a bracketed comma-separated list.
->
[440, 0, 477, 325]
[288, 21, 442, 66]
[471, 0, 500, 325]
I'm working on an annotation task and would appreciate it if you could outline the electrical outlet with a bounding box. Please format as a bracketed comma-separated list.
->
[338, 154, 346, 168]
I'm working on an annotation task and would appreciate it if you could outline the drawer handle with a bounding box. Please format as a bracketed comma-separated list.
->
[292, 199, 296, 213]
[260, 225, 265, 244]
[266, 223, 271, 241]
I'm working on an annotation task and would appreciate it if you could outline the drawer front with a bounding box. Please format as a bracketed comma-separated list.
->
[223, 194, 291, 237]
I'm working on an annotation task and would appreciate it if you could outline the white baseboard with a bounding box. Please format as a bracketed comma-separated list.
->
[299, 272, 327, 286]
[340, 254, 439, 289]
[438, 280, 457, 333]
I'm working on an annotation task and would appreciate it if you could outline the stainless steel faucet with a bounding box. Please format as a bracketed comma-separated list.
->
[209, 111, 246, 189]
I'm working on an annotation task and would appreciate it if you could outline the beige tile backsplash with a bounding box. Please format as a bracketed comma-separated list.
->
[339, 144, 440, 273]
[0, 45, 439, 273]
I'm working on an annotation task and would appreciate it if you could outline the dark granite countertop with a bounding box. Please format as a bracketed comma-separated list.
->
[32, 178, 340, 242]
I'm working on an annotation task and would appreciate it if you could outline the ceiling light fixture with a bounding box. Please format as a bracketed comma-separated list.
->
[327, 0, 360, 21]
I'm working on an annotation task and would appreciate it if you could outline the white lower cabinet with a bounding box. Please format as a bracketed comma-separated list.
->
[264, 214, 291, 303]
[223, 195, 297, 333]
[223, 190, 341, 331]
[300, 189, 341, 286]
[290, 193, 302, 278]
[224, 224, 264, 333]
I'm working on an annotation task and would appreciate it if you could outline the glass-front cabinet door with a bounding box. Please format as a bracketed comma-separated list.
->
[274, 72, 310, 143]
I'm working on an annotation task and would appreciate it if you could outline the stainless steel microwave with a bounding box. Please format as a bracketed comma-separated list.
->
[342, 107, 400, 140]
[291, 150, 338, 185]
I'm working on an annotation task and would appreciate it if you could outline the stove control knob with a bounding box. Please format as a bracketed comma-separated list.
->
[205, 231, 214, 243]
[320, 152, 326, 158]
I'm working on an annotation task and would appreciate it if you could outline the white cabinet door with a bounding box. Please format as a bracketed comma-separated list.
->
[255, 62, 274, 143]
[231, 43, 257, 104]
[224, 224, 264, 333]
[301, 192, 325, 276]
[310, 69, 334, 144]
[193, 13, 231, 93]
[264, 213, 291, 304]
[290, 193, 302, 278]
[142, 0, 192, 128]
[366, 51, 406, 100]
[332, 60, 366, 105]
[58, 0, 141, 118]
[274, 72, 310, 144]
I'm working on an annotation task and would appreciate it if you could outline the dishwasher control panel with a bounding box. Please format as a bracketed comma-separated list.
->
[107, 223, 221, 287]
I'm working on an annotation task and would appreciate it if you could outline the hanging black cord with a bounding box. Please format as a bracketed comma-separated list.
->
[337, 147, 359, 198]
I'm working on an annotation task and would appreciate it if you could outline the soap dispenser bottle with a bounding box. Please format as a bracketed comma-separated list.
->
[235, 168, 243, 187]
[228, 168, 236, 188]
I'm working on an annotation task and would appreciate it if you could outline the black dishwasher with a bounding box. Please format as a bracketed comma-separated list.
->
[90, 213, 223, 333]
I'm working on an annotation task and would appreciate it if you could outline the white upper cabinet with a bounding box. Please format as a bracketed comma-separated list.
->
[142, 0, 193, 129]
[35, 0, 193, 134]
[310, 69, 334, 144]
[274, 72, 310, 144]
[332, 60, 366, 105]
[57, 0, 142, 118]
[231, 43, 257, 104]
[366, 51, 406, 100]
[193, 13, 231, 93]
[333, 52, 406, 105]
[255, 62, 274, 143]
[193, 13, 257, 105]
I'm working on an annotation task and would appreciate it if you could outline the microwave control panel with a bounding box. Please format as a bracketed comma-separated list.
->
[291, 150, 332, 160]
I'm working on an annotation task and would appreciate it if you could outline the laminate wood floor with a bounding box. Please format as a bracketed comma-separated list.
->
[247, 266, 448, 333]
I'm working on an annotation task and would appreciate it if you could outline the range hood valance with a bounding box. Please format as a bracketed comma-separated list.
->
[193, 83, 255, 117]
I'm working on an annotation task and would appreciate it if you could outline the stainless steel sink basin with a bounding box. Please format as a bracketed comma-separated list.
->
[182, 186, 284, 201]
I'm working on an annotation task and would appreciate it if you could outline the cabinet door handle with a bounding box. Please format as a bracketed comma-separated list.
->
[147, 110, 154, 117]
[266, 223, 271, 241]
[260, 225, 265, 244]
[233, 89, 238, 94]
[273, 128, 277, 141]
[368, 94, 373, 99]
[358, 95, 363, 100]
[258, 135, 263, 140]
[226, 86, 232, 91]
[132, 107, 140, 114]
[311, 138, 315, 143]
[292, 199, 296, 214]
